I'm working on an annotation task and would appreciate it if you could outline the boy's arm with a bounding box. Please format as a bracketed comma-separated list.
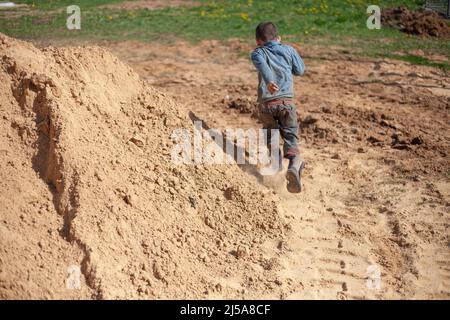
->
[290, 47, 306, 76]
[251, 49, 274, 85]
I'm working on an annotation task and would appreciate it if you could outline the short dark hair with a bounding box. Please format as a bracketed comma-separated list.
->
[255, 21, 278, 42]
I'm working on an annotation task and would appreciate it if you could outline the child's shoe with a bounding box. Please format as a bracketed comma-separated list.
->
[286, 156, 305, 193]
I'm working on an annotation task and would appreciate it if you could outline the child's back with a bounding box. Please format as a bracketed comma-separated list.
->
[251, 39, 305, 103]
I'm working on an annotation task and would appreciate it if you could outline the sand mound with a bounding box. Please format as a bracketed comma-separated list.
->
[382, 6, 450, 38]
[0, 33, 287, 299]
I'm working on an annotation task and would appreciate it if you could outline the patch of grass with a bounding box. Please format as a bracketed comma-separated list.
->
[13, 0, 124, 10]
[381, 54, 450, 71]
[1, 0, 448, 69]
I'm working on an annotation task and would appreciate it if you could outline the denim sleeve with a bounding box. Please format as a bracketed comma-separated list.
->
[290, 46, 305, 76]
[251, 49, 274, 84]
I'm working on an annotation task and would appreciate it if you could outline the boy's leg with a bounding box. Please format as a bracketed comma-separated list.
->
[277, 104, 305, 193]
[257, 105, 283, 172]
[276, 104, 300, 158]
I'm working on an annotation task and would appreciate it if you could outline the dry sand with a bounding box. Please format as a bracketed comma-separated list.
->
[110, 39, 450, 299]
[0, 33, 288, 299]
[1, 33, 449, 299]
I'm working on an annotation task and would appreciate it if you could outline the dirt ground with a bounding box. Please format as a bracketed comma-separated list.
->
[1, 33, 292, 299]
[109, 39, 450, 299]
[382, 6, 450, 38]
[100, 0, 199, 10]
[0, 31, 449, 300]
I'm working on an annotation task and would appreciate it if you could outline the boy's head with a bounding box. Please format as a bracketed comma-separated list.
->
[255, 21, 279, 45]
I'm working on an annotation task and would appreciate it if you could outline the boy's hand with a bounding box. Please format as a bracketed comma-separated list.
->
[267, 81, 279, 94]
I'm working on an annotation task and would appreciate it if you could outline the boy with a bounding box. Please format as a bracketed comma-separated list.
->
[251, 21, 306, 193]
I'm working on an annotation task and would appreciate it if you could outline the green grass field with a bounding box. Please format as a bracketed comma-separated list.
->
[1, 0, 449, 70]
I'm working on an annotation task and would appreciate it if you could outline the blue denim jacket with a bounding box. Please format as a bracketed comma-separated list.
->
[251, 40, 305, 103]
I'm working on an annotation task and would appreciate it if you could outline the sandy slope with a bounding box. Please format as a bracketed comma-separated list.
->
[110, 39, 450, 299]
[0, 33, 293, 299]
[1, 32, 448, 299]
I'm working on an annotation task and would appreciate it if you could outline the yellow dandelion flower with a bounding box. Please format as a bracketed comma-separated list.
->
[240, 12, 250, 21]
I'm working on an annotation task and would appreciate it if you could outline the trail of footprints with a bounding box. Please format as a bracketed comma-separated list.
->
[419, 247, 450, 298]
[287, 209, 379, 300]
[437, 252, 450, 297]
